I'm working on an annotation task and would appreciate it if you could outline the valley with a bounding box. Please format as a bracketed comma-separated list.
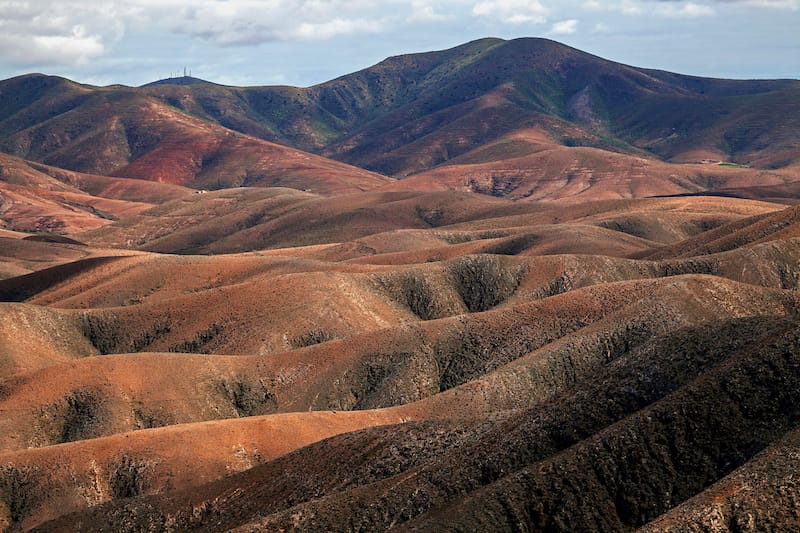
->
[0, 37, 798, 531]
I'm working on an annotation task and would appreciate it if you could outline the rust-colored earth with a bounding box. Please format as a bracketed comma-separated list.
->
[1, 37, 799, 532]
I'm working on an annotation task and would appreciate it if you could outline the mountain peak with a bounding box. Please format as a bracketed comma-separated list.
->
[141, 76, 220, 88]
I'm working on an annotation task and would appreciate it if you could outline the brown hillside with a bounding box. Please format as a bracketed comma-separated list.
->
[32, 312, 800, 532]
[640, 426, 800, 532]
[0, 40, 798, 531]
[0, 154, 160, 234]
[0, 77, 391, 194]
[0, 275, 797, 529]
[4, 38, 799, 201]
[386, 131, 799, 203]
[642, 204, 800, 259]
[0, 197, 798, 530]
[76, 190, 781, 256]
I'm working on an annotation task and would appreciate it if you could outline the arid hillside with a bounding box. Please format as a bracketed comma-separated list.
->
[137, 38, 800, 177]
[1, 38, 799, 203]
[0, 190, 798, 530]
[384, 131, 799, 203]
[0, 75, 390, 194]
[0, 37, 799, 533]
[0, 152, 192, 235]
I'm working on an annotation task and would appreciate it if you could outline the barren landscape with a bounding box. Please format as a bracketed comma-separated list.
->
[1, 37, 799, 531]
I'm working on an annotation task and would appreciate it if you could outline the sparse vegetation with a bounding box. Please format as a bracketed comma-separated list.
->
[399, 274, 440, 321]
[436, 230, 508, 245]
[60, 388, 108, 443]
[290, 328, 334, 348]
[416, 206, 444, 226]
[78, 313, 121, 355]
[1, 37, 799, 533]
[372, 270, 462, 321]
[109, 455, 153, 499]
[483, 233, 539, 255]
[169, 323, 225, 354]
[0, 465, 42, 525]
[449, 255, 527, 312]
[218, 379, 276, 417]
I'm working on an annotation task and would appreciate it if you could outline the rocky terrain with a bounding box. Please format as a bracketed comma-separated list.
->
[0, 38, 798, 531]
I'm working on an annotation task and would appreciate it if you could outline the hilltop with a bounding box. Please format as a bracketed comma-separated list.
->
[0, 74, 390, 193]
[141, 76, 221, 88]
[0, 38, 798, 206]
[135, 37, 800, 176]
[0, 38, 799, 532]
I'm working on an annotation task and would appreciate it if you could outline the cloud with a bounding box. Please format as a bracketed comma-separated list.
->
[409, 0, 451, 22]
[717, 0, 800, 8]
[293, 18, 384, 41]
[0, 1, 121, 66]
[0, 30, 106, 67]
[0, 0, 393, 67]
[653, 2, 716, 16]
[3, 0, 797, 77]
[472, 0, 549, 24]
[582, 0, 721, 16]
[582, 0, 644, 14]
[645, 0, 798, 12]
[549, 19, 579, 33]
[161, 1, 388, 46]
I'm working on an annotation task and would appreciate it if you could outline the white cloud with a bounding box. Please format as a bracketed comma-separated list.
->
[162, 1, 388, 46]
[581, 0, 644, 14]
[725, 0, 800, 8]
[0, 1, 121, 66]
[409, 0, 451, 22]
[0, 0, 393, 66]
[653, 2, 716, 17]
[293, 18, 384, 40]
[581, 1, 720, 16]
[549, 19, 579, 33]
[472, 0, 549, 24]
[620, 2, 645, 14]
[588, 0, 800, 16]
[2, 0, 798, 79]
[31, 29, 106, 65]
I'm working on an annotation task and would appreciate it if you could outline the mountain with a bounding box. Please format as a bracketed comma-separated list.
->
[1, 189, 798, 529]
[136, 37, 800, 177]
[76, 189, 780, 256]
[0, 152, 191, 234]
[1, 38, 798, 203]
[39, 313, 800, 532]
[1, 38, 800, 532]
[2, 250, 800, 529]
[381, 134, 798, 203]
[141, 76, 221, 87]
[0, 74, 391, 194]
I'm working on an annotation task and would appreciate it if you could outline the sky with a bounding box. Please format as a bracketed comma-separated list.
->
[0, 0, 798, 87]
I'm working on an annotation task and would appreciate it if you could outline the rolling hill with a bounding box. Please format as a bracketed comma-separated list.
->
[1, 38, 798, 205]
[0, 75, 391, 194]
[136, 38, 800, 177]
[0, 193, 798, 528]
[0, 152, 192, 235]
[0, 37, 799, 532]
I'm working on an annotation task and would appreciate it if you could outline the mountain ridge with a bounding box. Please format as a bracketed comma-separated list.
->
[135, 37, 800, 172]
[2, 37, 798, 189]
[141, 76, 221, 88]
[0, 38, 798, 238]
